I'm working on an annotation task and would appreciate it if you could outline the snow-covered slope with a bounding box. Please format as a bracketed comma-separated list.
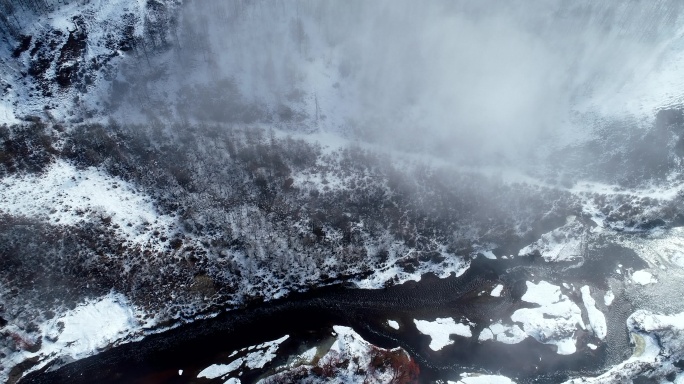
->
[3, 1, 684, 383]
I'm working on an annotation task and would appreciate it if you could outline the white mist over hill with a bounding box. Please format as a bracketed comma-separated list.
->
[165, 0, 684, 164]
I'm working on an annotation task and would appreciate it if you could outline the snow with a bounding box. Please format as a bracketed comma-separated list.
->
[414, 317, 472, 351]
[0, 103, 17, 125]
[587, 343, 597, 350]
[632, 270, 657, 285]
[580, 286, 607, 340]
[353, 249, 470, 289]
[604, 290, 615, 306]
[387, 320, 400, 330]
[511, 281, 585, 355]
[621, 227, 684, 268]
[294, 347, 318, 364]
[3, 292, 148, 383]
[305, 325, 412, 384]
[0, 0, 147, 123]
[178, 370, 183, 375]
[518, 217, 584, 262]
[490, 284, 504, 297]
[0, 160, 174, 248]
[40, 293, 137, 359]
[450, 373, 517, 384]
[563, 310, 684, 384]
[224, 379, 241, 384]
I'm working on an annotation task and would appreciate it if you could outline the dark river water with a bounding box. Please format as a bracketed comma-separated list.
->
[21, 243, 646, 384]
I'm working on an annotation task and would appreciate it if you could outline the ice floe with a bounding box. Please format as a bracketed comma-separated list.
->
[604, 290, 615, 306]
[414, 317, 472, 351]
[511, 281, 585, 355]
[197, 335, 289, 380]
[478, 322, 527, 344]
[580, 286, 607, 340]
[450, 372, 517, 384]
[490, 284, 504, 297]
[632, 270, 657, 285]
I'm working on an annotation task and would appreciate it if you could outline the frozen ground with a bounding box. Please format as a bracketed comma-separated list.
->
[2, 2, 684, 383]
[0, 159, 174, 250]
[518, 216, 585, 262]
[255, 326, 417, 384]
[4, 293, 153, 381]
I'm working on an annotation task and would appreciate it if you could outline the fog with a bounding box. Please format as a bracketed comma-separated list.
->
[147, 0, 684, 166]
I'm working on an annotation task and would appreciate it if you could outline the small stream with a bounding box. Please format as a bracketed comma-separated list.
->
[22, 244, 645, 384]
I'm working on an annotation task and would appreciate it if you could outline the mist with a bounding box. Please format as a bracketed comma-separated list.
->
[124, 0, 684, 168]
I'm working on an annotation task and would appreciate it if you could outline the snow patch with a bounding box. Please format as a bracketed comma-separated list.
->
[387, 320, 400, 330]
[490, 284, 504, 297]
[0, 160, 174, 248]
